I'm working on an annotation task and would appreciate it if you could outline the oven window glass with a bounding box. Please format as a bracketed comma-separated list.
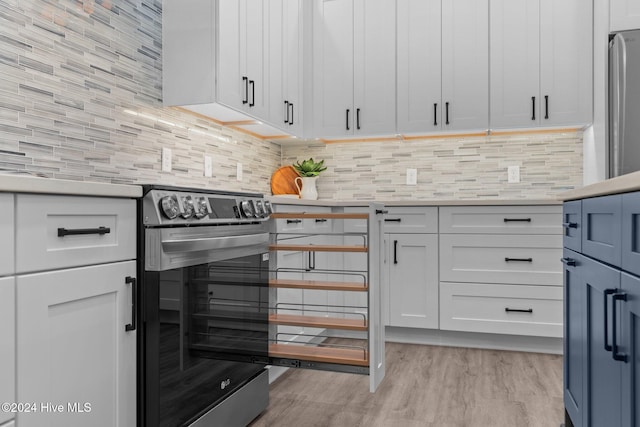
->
[153, 254, 268, 426]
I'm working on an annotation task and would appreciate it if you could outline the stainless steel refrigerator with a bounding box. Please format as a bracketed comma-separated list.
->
[609, 30, 640, 177]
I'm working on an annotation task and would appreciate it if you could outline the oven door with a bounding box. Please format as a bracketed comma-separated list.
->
[142, 225, 269, 427]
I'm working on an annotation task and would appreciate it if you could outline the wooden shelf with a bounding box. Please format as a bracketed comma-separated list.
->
[269, 343, 369, 367]
[269, 279, 367, 292]
[271, 212, 368, 220]
[269, 244, 367, 253]
[269, 314, 367, 331]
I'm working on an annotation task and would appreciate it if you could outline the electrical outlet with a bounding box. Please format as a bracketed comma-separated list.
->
[406, 168, 417, 185]
[508, 165, 520, 183]
[161, 148, 172, 172]
[204, 155, 213, 177]
[236, 162, 243, 181]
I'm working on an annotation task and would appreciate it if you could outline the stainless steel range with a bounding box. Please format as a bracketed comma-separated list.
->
[137, 185, 271, 427]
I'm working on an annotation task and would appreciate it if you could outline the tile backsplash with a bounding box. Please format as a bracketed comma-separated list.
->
[0, 0, 583, 200]
[0, 0, 280, 193]
[282, 131, 583, 200]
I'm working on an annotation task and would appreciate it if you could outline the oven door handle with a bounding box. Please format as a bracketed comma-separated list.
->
[161, 233, 269, 253]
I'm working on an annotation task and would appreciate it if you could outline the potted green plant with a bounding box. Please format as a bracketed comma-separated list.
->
[292, 158, 327, 200]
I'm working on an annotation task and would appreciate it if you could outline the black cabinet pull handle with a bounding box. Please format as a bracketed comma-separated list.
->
[544, 95, 549, 119]
[346, 109, 350, 130]
[445, 102, 450, 125]
[284, 101, 289, 123]
[604, 288, 616, 352]
[505, 257, 533, 262]
[505, 308, 533, 313]
[125, 276, 137, 332]
[242, 76, 248, 104]
[384, 218, 401, 222]
[612, 292, 628, 362]
[307, 251, 313, 271]
[503, 218, 531, 222]
[58, 226, 110, 237]
[434, 103, 438, 126]
[531, 96, 536, 120]
[286, 219, 302, 224]
[356, 108, 361, 130]
[315, 219, 327, 223]
[562, 222, 578, 229]
[289, 103, 294, 125]
[393, 240, 398, 264]
[375, 209, 388, 215]
[561, 257, 577, 267]
[249, 80, 255, 107]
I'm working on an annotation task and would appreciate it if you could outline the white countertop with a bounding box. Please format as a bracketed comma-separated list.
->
[268, 196, 561, 206]
[0, 174, 142, 198]
[558, 170, 640, 201]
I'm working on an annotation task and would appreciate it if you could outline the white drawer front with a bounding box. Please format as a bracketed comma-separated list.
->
[440, 282, 563, 337]
[16, 195, 136, 273]
[0, 194, 14, 277]
[439, 234, 563, 286]
[273, 205, 307, 233]
[383, 206, 438, 233]
[342, 207, 368, 233]
[439, 205, 562, 234]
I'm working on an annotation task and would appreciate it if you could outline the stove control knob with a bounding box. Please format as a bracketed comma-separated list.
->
[181, 196, 194, 219]
[254, 200, 265, 218]
[263, 201, 273, 216]
[160, 196, 180, 220]
[239, 200, 256, 218]
[194, 197, 208, 219]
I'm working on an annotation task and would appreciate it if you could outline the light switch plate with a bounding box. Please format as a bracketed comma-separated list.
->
[204, 155, 213, 177]
[507, 165, 520, 183]
[236, 162, 243, 181]
[406, 168, 417, 185]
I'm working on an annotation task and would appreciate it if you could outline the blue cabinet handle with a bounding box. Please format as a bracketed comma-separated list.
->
[604, 289, 617, 352]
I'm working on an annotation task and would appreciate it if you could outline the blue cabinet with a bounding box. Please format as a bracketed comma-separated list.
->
[563, 200, 582, 252]
[564, 193, 640, 427]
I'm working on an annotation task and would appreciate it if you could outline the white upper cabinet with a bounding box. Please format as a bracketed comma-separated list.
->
[397, 0, 442, 133]
[611, 0, 640, 32]
[441, 0, 489, 131]
[268, 0, 305, 135]
[491, 0, 592, 129]
[218, 0, 270, 118]
[313, 0, 396, 138]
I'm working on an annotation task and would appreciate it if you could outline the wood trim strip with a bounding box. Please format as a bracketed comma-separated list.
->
[269, 343, 369, 366]
[488, 127, 581, 137]
[401, 131, 488, 140]
[269, 244, 368, 253]
[323, 136, 403, 144]
[269, 279, 368, 292]
[269, 314, 368, 331]
[271, 212, 369, 219]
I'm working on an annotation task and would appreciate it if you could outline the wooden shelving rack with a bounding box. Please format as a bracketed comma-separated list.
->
[268, 211, 372, 368]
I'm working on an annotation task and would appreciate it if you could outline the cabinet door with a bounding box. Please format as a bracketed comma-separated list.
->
[621, 273, 640, 427]
[583, 256, 622, 427]
[0, 277, 14, 426]
[622, 192, 640, 277]
[353, 0, 396, 135]
[0, 193, 13, 277]
[396, 0, 441, 133]
[217, 0, 244, 110]
[313, 0, 354, 137]
[611, 0, 640, 32]
[388, 234, 438, 329]
[489, 0, 540, 129]
[582, 194, 622, 268]
[562, 250, 585, 427]
[243, 0, 269, 118]
[441, 0, 489, 131]
[17, 262, 136, 427]
[539, 0, 592, 126]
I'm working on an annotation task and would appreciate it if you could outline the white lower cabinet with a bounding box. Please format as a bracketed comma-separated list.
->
[387, 234, 438, 329]
[0, 277, 15, 426]
[16, 261, 136, 427]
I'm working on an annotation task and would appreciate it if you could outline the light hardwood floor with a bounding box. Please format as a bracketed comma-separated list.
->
[250, 342, 563, 427]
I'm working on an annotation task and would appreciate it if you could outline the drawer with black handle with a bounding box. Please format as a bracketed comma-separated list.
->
[439, 205, 562, 234]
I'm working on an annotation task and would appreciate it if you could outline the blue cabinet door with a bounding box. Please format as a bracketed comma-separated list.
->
[582, 195, 622, 268]
[563, 249, 585, 427]
[563, 200, 582, 252]
[621, 273, 640, 427]
[583, 256, 622, 427]
[622, 193, 640, 277]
